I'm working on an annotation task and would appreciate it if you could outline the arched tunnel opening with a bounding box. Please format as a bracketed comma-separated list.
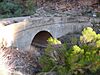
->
[31, 31, 53, 47]
[31, 31, 53, 56]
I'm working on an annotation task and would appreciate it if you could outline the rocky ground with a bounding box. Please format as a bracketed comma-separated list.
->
[34, 0, 99, 17]
[0, 46, 41, 75]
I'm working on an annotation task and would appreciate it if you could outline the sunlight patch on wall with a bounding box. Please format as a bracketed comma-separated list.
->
[0, 26, 15, 47]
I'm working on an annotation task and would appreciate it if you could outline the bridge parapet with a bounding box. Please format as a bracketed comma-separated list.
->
[0, 16, 95, 50]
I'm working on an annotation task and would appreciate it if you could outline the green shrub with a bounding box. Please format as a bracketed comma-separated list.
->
[96, 12, 100, 17]
[0, 1, 23, 18]
[0, 0, 36, 18]
[39, 27, 100, 75]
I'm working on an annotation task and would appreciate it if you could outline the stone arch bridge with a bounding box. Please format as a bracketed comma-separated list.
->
[0, 16, 92, 50]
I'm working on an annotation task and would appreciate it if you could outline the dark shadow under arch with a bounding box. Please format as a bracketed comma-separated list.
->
[31, 31, 53, 48]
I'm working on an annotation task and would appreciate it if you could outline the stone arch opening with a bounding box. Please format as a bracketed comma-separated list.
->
[31, 31, 53, 48]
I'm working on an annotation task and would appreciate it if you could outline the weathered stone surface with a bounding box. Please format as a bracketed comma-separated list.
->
[0, 16, 31, 26]
[0, 16, 95, 50]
